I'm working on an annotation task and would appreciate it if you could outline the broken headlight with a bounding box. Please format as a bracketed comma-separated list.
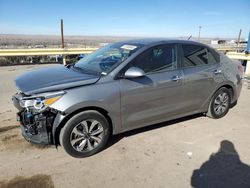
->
[20, 91, 65, 111]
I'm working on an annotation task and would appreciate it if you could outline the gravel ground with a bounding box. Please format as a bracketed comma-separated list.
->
[0, 64, 250, 188]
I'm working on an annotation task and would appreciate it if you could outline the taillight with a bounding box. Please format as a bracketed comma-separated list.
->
[238, 64, 244, 73]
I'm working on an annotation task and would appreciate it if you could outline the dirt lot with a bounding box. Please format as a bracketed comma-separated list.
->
[0, 65, 250, 188]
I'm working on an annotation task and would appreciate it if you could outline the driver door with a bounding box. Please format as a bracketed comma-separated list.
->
[119, 44, 185, 131]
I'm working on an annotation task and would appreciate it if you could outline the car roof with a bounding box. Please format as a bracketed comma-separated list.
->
[121, 38, 209, 47]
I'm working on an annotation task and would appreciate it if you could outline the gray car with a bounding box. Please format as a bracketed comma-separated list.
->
[12, 39, 243, 157]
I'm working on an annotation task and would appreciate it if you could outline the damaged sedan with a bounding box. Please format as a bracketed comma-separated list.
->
[12, 39, 243, 157]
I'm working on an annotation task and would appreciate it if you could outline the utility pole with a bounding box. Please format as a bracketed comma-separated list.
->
[246, 29, 250, 53]
[61, 19, 66, 65]
[61, 19, 64, 48]
[237, 29, 242, 47]
[245, 30, 250, 75]
[198, 26, 202, 41]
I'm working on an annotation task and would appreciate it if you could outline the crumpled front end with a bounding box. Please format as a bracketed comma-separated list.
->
[12, 93, 58, 145]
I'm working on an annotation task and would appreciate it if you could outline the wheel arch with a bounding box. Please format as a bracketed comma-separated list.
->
[216, 82, 236, 104]
[52, 106, 113, 146]
[202, 82, 236, 113]
[206, 84, 233, 118]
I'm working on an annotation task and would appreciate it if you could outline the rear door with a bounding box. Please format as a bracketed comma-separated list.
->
[119, 44, 185, 130]
[180, 44, 223, 112]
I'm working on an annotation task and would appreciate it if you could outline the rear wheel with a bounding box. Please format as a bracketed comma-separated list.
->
[59, 110, 110, 158]
[207, 87, 231, 119]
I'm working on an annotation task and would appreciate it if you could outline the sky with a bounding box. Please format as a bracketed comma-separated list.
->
[0, 0, 249, 38]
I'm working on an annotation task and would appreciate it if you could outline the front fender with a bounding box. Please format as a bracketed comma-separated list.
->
[50, 81, 122, 145]
[52, 112, 66, 145]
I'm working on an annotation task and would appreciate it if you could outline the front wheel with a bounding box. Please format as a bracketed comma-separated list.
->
[59, 110, 110, 158]
[207, 87, 231, 119]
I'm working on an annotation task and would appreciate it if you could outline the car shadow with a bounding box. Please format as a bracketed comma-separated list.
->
[105, 113, 203, 150]
[191, 140, 250, 188]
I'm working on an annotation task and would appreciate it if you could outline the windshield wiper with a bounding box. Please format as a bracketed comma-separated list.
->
[65, 63, 74, 69]
[71, 65, 101, 76]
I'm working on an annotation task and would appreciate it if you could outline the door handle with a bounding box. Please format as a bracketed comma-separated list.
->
[172, 75, 182, 81]
[214, 69, 222, 74]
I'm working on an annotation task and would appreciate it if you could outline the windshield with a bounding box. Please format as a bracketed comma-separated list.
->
[74, 42, 143, 74]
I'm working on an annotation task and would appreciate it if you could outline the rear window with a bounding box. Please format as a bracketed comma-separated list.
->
[182, 44, 219, 68]
[182, 44, 208, 67]
[208, 49, 220, 63]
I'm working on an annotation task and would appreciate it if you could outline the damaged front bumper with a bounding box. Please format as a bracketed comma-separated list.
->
[12, 93, 57, 145]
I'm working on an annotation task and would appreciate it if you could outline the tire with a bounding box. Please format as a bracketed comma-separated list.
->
[207, 87, 231, 119]
[59, 110, 110, 158]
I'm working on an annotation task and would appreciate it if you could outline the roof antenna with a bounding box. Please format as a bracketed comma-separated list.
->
[188, 35, 192, 40]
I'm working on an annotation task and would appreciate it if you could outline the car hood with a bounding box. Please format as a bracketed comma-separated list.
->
[15, 65, 100, 95]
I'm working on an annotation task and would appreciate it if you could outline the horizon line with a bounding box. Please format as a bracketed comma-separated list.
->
[0, 33, 247, 40]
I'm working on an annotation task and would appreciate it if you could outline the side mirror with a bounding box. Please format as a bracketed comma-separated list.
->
[124, 67, 145, 79]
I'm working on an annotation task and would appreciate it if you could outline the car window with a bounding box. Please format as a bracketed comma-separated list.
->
[132, 44, 177, 73]
[182, 44, 209, 67]
[74, 43, 143, 74]
[208, 49, 220, 63]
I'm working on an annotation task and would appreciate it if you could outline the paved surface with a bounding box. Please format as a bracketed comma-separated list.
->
[0, 65, 250, 188]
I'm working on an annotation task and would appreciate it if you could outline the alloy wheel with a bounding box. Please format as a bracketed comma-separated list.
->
[70, 119, 104, 152]
[213, 92, 229, 116]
